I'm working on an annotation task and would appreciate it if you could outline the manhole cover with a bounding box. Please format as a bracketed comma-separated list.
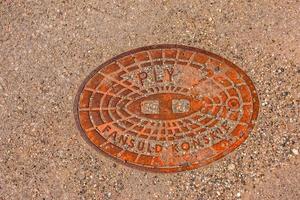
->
[74, 44, 259, 172]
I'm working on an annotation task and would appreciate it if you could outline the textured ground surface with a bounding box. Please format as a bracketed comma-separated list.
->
[0, 0, 299, 199]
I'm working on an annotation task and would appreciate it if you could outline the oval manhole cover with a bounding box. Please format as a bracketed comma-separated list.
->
[74, 44, 259, 172]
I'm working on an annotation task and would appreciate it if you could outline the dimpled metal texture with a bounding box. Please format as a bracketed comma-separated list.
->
[74, 44, 259, 173]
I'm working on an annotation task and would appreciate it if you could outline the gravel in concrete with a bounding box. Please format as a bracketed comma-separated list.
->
[0, 0, 299, 199]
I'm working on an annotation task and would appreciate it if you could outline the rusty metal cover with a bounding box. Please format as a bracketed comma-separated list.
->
[74, 44, 259, 173]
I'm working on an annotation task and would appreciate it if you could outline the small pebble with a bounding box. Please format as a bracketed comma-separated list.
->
[292, 149, 299, 155]
[228, 164, 235, 170]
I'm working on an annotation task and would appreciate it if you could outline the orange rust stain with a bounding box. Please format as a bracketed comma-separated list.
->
[75, 44, 259, 173]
